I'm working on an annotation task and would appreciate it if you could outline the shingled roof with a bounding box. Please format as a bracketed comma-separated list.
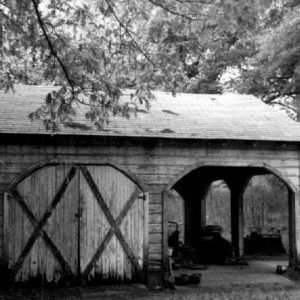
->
[1, 85, 300, 142]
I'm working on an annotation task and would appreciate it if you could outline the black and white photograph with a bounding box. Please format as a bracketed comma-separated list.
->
[0, 0, 300, 299]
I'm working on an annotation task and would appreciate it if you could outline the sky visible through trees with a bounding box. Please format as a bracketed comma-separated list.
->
[0, 0, 299, 130]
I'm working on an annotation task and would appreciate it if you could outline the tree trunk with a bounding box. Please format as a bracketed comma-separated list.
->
[0, 12, 3, 70]
[295, 62, 300, 121]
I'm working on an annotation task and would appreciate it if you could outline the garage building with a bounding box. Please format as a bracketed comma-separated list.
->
[1, 85, 300, 287]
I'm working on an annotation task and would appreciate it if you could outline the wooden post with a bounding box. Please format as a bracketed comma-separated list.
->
[180, 181, 211, 245]
[230, 186, 244, 258]
[200, 191, 207, 228]
[288, 188, 296, 267]
[295, 142, 300, 269]
[1, 192, 7, 260]
[200, 183, 211, 228]
[0, 193, 9, 259]
[143, 192, 149, 283]
[227, 176, 250, 258]
[293, 187, 300, 269]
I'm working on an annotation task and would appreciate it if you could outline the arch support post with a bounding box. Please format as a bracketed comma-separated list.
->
[176, 180, 212, 246]
[226, 175, 250, 258]
[230, 185, 244, 258]
[286, 188, 300, 279]
[200, 185, 209, 228]
[288, 187, 300, 270]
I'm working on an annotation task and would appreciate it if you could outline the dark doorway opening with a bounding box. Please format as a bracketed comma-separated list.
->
[164, 165, 295, 285]
[243, 175, 288, 259]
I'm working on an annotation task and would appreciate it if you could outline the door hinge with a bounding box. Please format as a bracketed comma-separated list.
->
[138, 193, 147, 201]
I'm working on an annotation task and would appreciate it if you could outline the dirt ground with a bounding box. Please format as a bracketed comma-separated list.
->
[174, 260, 292, 287]
[1, 260, 299, 300]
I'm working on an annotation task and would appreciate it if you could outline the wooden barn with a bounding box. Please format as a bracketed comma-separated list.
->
[1, 85, 300, 287]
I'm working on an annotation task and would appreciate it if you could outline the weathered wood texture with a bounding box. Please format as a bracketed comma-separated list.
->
[0, 138, 299, 281]
[79, 165, 145, 282]
[2, 163, 146, 283]
[6, 165, 77, 282]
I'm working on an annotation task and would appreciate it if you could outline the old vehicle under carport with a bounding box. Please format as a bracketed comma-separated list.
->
[168, 223, 232, 266]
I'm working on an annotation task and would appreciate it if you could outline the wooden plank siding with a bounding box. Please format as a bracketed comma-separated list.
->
[0, 137, 300, 281]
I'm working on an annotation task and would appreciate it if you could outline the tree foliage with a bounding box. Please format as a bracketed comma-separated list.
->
[225, 1, 300, 118]
[1, 0, 155, 130]
[1, 0, 299, 130]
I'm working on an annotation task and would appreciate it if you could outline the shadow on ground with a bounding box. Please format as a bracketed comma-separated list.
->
[1, 260, 299, 299]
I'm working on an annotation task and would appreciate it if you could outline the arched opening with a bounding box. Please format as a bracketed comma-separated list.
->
[166, 189, 185, 245]
[206, 180, 231, 242]
[164, 164, 296, 285]
[243, 174, 289, 260]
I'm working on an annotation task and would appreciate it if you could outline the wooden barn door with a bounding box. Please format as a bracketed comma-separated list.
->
[4, 165, 79, 283]
[78, 165, 146, 283]
[4, 164, 147, 285]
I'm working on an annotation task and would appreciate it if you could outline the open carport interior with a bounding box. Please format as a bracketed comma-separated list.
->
[166, 166, 294, 285]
